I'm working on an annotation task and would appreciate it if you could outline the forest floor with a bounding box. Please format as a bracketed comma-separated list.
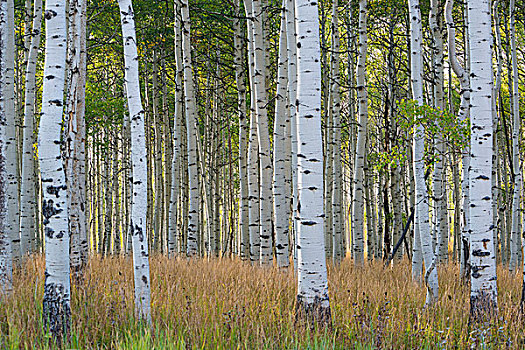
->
[0, 255, 523, 349]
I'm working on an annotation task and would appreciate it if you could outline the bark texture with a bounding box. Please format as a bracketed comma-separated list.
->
[295, 0, 331, 327]
[467, 0, 497, 323]
[40, 0, 71, 341]
[118, 0, 152, 322]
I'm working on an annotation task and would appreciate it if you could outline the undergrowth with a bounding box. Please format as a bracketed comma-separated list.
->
[0, 256, 523, 349]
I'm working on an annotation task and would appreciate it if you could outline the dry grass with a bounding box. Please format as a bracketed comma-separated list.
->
[0, 255, 524, 349]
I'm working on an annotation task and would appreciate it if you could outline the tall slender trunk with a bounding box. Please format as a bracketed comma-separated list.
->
[352, 0, 367, 264]
[295, 0, 331, 325]
[409, 0, 438, 306]
[3, 0, 17, 267]
[19, 0, 42, 259]
[508, 0, 521, 273]
[445, 0, 471, 277]
[330, 0, 343, 263]
[285, 0, 298, 269]
[0, 0, 12, 295]
[467, 0, 497, 323]
[118, 0, 151, 322]
[273, 1, 290, 268]
[66, 0, 88, 280]
[248, 0, 273, 265]
[430, 0, 448, 263]
[169, 0, 183, 257]
[493, 0, 503, 266]
[40, 0, 70, 340]
[234, 0, 249, 260]
[180, 0, 200, 256]
[245, 0, 260, 263]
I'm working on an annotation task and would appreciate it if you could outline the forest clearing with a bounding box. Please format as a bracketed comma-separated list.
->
[0, 0, 524, 347]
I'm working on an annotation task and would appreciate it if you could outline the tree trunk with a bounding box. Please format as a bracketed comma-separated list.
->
[39, 0, 71, 340]
[445, 0, 471, 277]
[330, 0, 343, 263]
[352, 0, 367, 265]
[66, 0, 88, 280]
[19, 0, 43, 260]
[508, 0, 521, 273]
[118, 0, 152, 322]
[467, 0, 497, 323]
[234, 0, 249, 261]
[0, 0, 12, 295]
[248, 0, 273, 265]
[169, 0, 183, 257]
[180, 0, 200, 256]
[245, 0, 260, 263]
[409, 0, 438, 306]
[285, 0, 298, 270]
[272, 2, 291, 268]
[430, 0, 448, 263]
[295, 0, 331, 326]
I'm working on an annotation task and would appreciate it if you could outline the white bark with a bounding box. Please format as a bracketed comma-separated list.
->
[245, 0, 260, 263]
[445, 0, 471, 276]
[66, 0, 88, 280]
[0, 0, 12, 295]
[352, 0, 367, 265]
[331, 0, 343, 262]
[234, 0, 249, 260]
[169, 0, 183, 257]
[118, 0, 151, 322]
[430, 0, 448, 263]
[409, 0, 438, 306]
[508, 0, 521, 273]
[467, 0, 497, 321]
[285, 0, 299, 270]
[20, 0, 43, 257]
[3, 0, 17, 266]
[295, 0, 330, 323]
[39, 0, 70, 339]
[493, 0, 503, 266]
[248, 0, 273, 265]
[180, 0, 200, 256]
[273, 2, 290, 268]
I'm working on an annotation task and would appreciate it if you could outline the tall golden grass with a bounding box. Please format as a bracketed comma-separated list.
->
[0, 255, 523, 349]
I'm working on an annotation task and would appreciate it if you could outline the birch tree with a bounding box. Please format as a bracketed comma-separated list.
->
[409, 0, 438, 305]
[295, 0, 331, 325]
[20, 0, 43, 258]
[273, 2, 291, 268]
[429, 0, 448, 263]
[248, 0, 274, 265]
[118, 0, 151, 322]
[3, 0, 17, 265]
[352, 0, 367, 264]
[445, 0, 470, 277]
[330, 0, 343, 262]
[180, 0, 200, 257]
[39, 0, 71, 340]
[245, 0, 260, 263]
[508, 0, 521, 273]
[168, 0, 183, 256]
[66, 0, 88, 280]
[285, 0, 298, 269]
[467, 0, 497, 322]
[234, 0, 250, 260]
[0, 0, 12, 295]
